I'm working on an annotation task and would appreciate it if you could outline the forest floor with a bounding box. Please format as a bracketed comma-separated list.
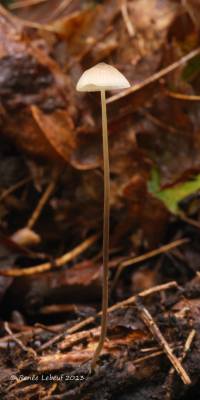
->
[1, 1, 200, 399]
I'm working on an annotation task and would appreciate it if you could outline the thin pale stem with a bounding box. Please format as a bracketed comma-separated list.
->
[91, 90, 110, 370]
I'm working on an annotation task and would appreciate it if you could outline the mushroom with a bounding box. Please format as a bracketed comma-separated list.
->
[76, 62, 130, 369]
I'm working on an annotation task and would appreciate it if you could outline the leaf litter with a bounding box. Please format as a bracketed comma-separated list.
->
[0, 0, 200, 399]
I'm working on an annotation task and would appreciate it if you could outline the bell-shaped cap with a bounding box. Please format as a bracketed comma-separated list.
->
[76, 62, 130, 92]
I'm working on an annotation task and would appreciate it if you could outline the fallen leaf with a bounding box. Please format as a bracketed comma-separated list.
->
[148, 168, 200, 214]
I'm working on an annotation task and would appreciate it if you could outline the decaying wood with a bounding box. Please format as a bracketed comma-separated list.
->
[40, 281, 178, 351]
[1, 277, 200, 400]
[58, 327, 100, 351]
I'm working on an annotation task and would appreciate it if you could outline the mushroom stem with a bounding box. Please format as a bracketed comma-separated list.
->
[91, 90, 110, 369]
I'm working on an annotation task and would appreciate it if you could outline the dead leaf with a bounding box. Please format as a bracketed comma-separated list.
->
[31, 106, 75, 163]
[0, 6, 76, 164]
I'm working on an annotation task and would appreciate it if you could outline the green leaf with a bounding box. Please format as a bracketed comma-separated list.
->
[147, 167, 161, 193]
[148, 169, 200, 214]
[182, 54, 200, 82]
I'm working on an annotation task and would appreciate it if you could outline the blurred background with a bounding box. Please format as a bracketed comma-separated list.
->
[0, 1, 200, 398]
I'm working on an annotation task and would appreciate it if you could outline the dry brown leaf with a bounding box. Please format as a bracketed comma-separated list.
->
[0, 6, 76, 164]
[31, 106, 75, 163]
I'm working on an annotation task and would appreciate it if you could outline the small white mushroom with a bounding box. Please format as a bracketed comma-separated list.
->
[76, 62, 130, 92]
[76, 62, 130, 370]
[11, 227, 41, 247]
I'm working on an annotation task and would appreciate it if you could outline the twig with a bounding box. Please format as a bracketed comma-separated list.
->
[134, 349, 167, 364]
[112, 238, 189, 290]
[38, 339, 182, 372]
[45, 383, 58, 398]
[178, 329, 195, 363]
[38, 331, 65, 352]
[120, 0, 135, 37]
[179, 213, 200, 229]
[165, 329, 196, 398]
[47, 0, 73, 20]
[0, 323, 65, 347]
[34, 323, 59, 334]
[135, 298, 191, 385]
[59, 327, 100, 350]
[39, 303, 90, 315]
[0, 177, 31, 202]
[4, 322, 37, 358]
[0, 234, 97, 276]
[6, 384, 39, 397]
[27, 170, 59, 229]
[9, 0, 48, 9]
[41, 281, 178, 351]
[107, 47, 200, 104]
[166, 90, 200, 101]
[59, 327, 181, 353]
[38, 350, 96, 371]
[0, 3, 55, 31]
[134, 343, 182, 365]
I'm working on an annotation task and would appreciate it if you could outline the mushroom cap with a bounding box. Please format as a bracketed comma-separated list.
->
[76, 62, 130, 92]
